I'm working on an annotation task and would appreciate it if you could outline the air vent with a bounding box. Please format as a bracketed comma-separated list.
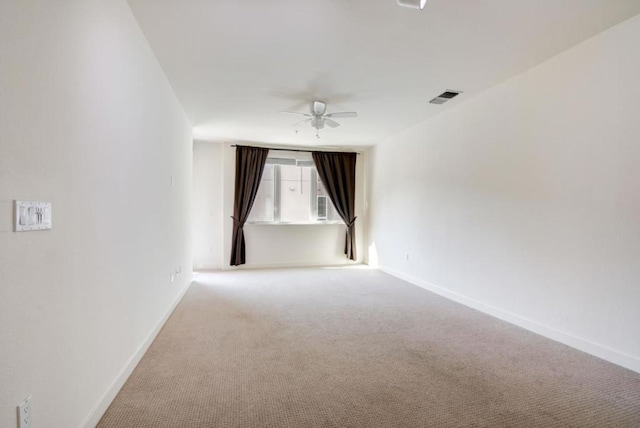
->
[429, 90, 462, 105]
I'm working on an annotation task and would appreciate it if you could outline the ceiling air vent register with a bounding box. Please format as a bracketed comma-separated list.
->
[429, 90, 462, 105]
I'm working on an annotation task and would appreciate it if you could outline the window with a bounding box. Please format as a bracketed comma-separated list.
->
[247, 155, 341, 224]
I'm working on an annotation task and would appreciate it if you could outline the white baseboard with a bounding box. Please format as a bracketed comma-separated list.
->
[81, 278, 193, 428]
[378, 265, 640, 374]
[226, 260, 360, 270]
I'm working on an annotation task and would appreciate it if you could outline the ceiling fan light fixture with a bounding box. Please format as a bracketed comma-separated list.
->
[397, 0, 427, 10]
[311, 117, 324, 129]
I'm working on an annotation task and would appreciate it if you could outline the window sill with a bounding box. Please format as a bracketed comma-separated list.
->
[246, 221, 343, 226]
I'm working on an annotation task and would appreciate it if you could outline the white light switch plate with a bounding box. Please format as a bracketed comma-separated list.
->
[14, 201, 52, 232]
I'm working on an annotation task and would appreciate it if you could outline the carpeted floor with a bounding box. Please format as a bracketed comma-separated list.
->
[97, 267, 640, 427]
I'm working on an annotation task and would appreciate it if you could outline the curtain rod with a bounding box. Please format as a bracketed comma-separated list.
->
[230, 144, 361, 155]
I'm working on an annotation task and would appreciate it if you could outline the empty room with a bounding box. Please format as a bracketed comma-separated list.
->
[1, 1, 640, 427]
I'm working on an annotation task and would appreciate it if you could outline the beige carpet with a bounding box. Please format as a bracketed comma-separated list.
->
[97, 267, 640, 427]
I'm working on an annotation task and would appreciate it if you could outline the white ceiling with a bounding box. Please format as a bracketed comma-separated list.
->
[127, 0, 640, 148]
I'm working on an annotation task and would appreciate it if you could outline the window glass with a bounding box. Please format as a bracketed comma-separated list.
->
[247, 164, 274, 222]
[247, 156, 340, 224]
[280, 165, 311, 222]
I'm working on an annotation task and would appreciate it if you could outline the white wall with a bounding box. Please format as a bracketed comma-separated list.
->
[192, 142, 366, 269]
[367, 14, 640, 373]
[192, 141, 224, 269]
[0, 1, 192, 427]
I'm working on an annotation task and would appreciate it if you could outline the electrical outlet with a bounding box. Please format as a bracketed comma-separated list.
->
[17, 396, 31, 428]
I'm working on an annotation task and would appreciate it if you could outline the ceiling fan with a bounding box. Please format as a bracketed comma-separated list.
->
[280, 101, 357, 137]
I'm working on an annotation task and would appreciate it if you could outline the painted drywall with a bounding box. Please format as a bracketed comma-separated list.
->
[0, 1, 192, 427]
[193, 142, 366, 269]
[192, 141, 224, 270]
[367, 14, 640, 372]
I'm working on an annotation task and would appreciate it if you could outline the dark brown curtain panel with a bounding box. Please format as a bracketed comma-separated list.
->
[230, 146, 269, 266]
[312, 151, 357, 260]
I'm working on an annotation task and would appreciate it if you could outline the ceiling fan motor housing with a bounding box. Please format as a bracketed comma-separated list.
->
[311, 117, 324, 129]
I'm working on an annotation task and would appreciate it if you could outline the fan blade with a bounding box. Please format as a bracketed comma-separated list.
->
[325, 111, 357, 118]
[293, 118, 312, 127]
[280, 111, 311, 117]
[324, 118, 340, 128]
